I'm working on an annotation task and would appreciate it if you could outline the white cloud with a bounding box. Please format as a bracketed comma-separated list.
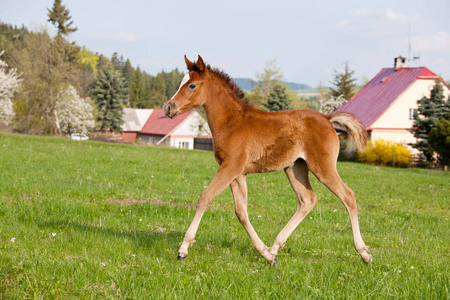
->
[385, 9, 409, 22]
[335, 19, 354, 31]
[349, 9, 371, 16]
[94, 32, 140, 42]
[348, 8, 410, 21]
[411, 31, 450, 52]
[336, 9, 419, 34]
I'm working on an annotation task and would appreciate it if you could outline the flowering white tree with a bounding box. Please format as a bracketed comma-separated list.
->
[54, 85, 95, 135]
[0, 50, 22, 126]
[0, 97, 15, 126]
[319, 94, 347, 115]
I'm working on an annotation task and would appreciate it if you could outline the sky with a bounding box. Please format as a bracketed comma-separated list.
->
[1, 0, 449, 87]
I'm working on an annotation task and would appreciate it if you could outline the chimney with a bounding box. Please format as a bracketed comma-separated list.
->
[394, 56, 407, 70]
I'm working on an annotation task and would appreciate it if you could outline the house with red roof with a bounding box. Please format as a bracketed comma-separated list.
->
[338, 56, 450, 152]
[121, 108, 211, 149]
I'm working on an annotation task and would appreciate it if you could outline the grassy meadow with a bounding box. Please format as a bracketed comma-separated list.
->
[0, 133, 449, 299]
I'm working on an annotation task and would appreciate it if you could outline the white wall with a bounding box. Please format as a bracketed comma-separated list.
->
[170, 137, 194, 149]
[172, 111, 211, 136]
[371, 129, 415, 148]
[371, 79, 450, 152]
[169, 111, 211, 150]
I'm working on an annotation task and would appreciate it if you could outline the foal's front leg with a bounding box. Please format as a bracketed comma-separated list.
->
[177, 164, 242, 260]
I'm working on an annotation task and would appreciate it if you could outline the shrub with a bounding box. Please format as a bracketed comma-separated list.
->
[358, 139, 412, 168]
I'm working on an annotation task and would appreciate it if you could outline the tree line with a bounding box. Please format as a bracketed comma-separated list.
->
[0, 0, 184, 135]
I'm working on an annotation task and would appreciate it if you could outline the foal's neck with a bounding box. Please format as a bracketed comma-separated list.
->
[203, 78, 244, 137]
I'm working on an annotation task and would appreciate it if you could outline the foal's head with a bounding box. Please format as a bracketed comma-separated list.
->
[163, 55, 209, 119]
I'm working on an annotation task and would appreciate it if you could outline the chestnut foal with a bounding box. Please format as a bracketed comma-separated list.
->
[164, 55, 372, 264]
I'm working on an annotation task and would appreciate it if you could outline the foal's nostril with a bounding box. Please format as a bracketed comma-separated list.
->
[164, 102, 172, 116]
[164, 102, 178, 118]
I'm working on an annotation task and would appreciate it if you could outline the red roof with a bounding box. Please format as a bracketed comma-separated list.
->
[140, 109, 192, 135]
[337, 67, 440, 129]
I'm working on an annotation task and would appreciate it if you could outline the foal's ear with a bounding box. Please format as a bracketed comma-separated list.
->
[196, 55, 206, 73]
[185, 55, 195, 71]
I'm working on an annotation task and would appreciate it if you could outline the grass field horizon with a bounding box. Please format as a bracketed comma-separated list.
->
[0, 133, 448, 299]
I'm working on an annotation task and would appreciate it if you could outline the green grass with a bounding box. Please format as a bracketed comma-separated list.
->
[0, 133, 449, 299]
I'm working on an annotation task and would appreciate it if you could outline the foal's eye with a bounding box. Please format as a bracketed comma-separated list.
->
[189, 83, 196, 90]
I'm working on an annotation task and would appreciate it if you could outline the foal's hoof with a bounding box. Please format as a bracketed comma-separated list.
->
[272, 256, 278, 265]
[177, 253, 187, 260]
[363, 254, 374, 264]
[266, 254, 277, 265]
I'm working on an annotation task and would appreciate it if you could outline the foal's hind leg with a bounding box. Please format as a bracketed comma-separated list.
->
[309, 160, 373, 263]
[230, 175, 276, 263]
[269, 160, 317, 258]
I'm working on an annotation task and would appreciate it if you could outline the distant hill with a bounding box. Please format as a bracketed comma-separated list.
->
[233, 78, 254, 91]
[233, 78, 312, 92]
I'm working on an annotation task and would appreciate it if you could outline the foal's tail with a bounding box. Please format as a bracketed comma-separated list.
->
[327, 111, 368, 152]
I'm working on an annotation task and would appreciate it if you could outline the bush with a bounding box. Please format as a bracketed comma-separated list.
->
[358, 139, 412, 168]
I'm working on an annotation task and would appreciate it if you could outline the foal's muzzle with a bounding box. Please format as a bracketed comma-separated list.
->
[163, 101, 178, 119]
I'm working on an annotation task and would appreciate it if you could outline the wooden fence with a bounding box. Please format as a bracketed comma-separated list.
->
[194, 138, 213, 151]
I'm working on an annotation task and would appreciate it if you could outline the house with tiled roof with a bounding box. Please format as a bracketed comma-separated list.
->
[121, 108, 211, 149]
[338, 56, 450, 152]
[121, 108, 153, 142]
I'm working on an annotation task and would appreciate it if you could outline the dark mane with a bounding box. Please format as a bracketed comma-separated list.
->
[188, 61, 256, 108]
[208, 65, 256, 108]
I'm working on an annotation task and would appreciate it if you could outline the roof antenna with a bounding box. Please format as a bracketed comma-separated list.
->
[408, 24, 421, 65]
[408, 24, 411, 63]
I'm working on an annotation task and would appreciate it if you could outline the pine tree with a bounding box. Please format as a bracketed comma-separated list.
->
[150, 75, 166, 108]
[263, 84, 292, 112]
[91, 67, 126, 133]
[129, 67, 146, 108]
[122, 59, 134, 85]
[47, 0, 77, 36]
[429, 116, 450, 167]
[330, 62, 357, 100]
[410, 80, 450, 163]
[111, 52, 122, 69]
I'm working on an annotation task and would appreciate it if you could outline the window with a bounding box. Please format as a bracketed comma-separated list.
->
[409, 108, 416, 121]
[189, 125, 194, 132]
[178, 142, 189, 149]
